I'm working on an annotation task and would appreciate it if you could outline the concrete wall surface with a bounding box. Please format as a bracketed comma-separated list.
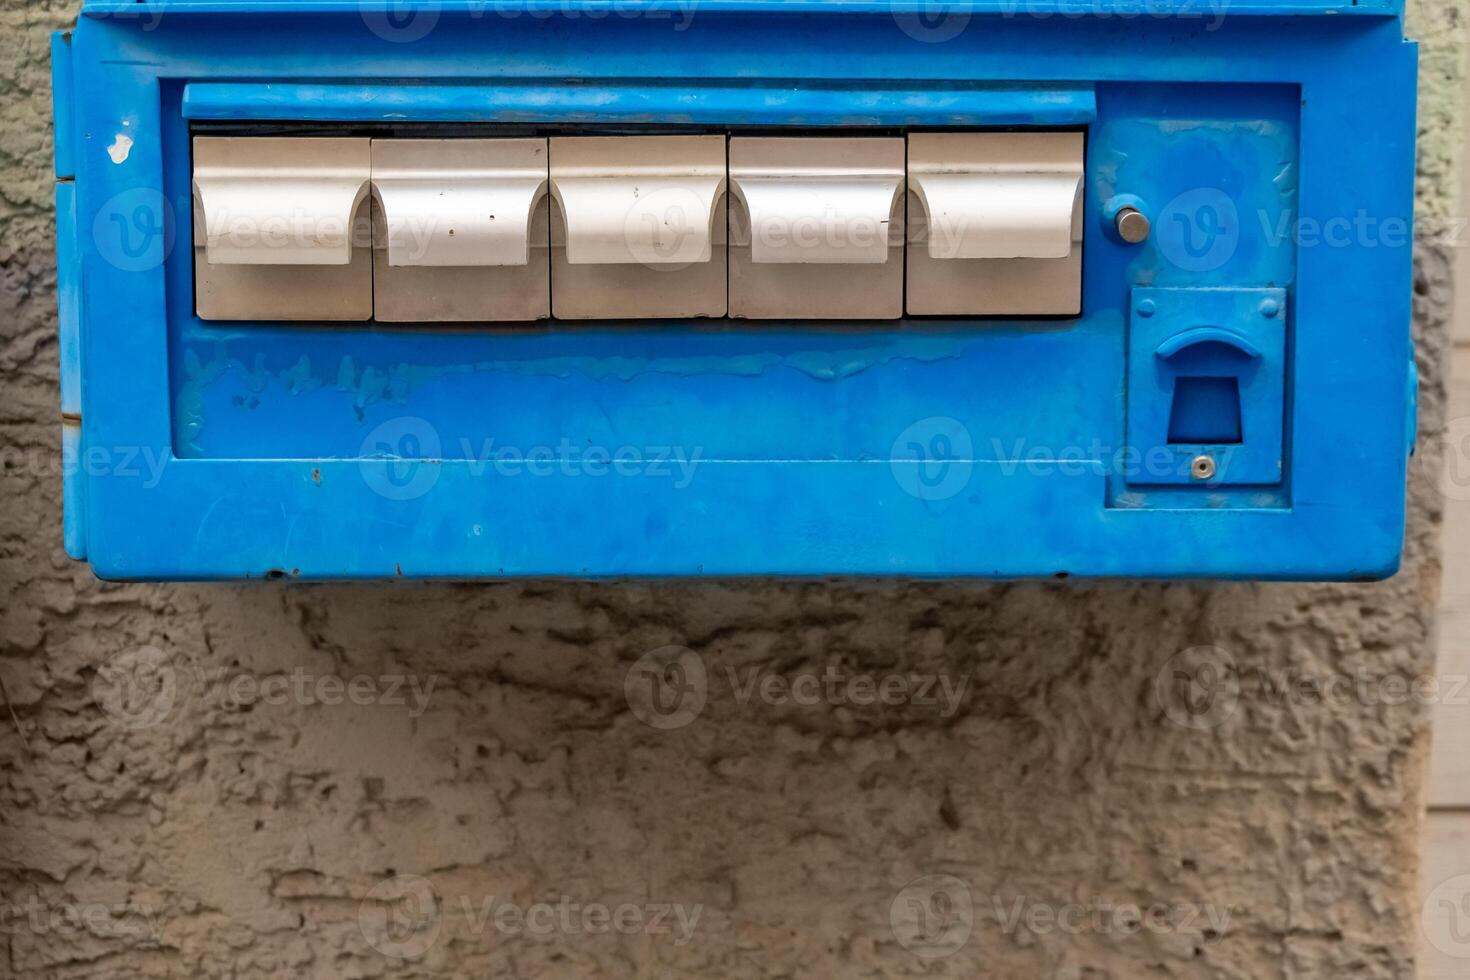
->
[0, 1, 1463, 977]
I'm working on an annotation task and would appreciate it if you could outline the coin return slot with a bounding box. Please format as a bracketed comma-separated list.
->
[1167, 377, 1243, 444]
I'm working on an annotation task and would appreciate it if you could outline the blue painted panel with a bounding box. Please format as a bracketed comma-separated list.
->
[56, 176, 85, 560]
[182, 81, 1097, 126]
[50, 32, 75, 180]
[80, 0, 1403, 18]
[59, 4, 1417, 580]
[61, 423, 87, 562]
[55, 181, 82, 420]
[174, 326, 1107, 462]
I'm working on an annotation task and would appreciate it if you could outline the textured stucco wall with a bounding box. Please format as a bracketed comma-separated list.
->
[0, 2, 1463, 977]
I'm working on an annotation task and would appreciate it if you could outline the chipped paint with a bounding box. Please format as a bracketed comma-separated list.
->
[186, 336, 977, 406]
[172, 334, 985, 455]
[106, 133, 133, 164]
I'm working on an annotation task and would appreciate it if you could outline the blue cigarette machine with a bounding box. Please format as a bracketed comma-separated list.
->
[52, 0, 1418, 579]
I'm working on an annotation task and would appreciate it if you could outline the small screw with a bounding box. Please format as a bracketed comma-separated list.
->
[1115, 206, 1151, 244]
[1190, 455, 1217, 481]
[1137, 299, 1156, 318]
[1260, 298, 1280, 318]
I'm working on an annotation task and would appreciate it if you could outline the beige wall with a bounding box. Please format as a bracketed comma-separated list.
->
[0, 2, 1462, 978]
[1421, 0, 1470, 972]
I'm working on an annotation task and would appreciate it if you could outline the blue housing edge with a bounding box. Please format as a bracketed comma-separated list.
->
[52, 0, 1418, 580]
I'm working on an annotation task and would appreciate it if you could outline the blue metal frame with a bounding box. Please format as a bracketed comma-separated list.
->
[53, 0, 1417, 580]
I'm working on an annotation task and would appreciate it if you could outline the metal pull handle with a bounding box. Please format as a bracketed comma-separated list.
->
[549, 136, 726, 266]
[192, 137, 370, 266]
[728, 138, 905, 265]
[907, 132, 1085, 261]
[910, 171, 1082, 260]
[371, 138, 548, 268]
[730, 177, 903, 264]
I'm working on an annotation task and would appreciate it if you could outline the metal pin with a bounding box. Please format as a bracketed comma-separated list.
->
[1115, 206, 1151, 244]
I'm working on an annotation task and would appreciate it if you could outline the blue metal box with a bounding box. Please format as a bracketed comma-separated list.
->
[52, 0, 1418, 579]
